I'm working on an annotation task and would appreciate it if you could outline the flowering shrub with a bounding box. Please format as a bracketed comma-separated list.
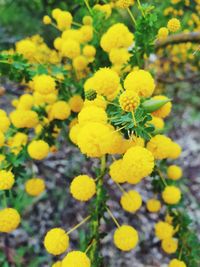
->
[0, 1, 200, 266]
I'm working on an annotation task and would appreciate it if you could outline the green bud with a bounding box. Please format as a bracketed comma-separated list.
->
[142, 98, 171, 113]
[85, 89, 97, 101]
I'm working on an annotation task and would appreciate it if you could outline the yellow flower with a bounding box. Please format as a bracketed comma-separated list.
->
[109, 48, 131, 65]
[82, 16, 93, 25]
[61, 39, 80, 59]
[168, 142, 182, 159]
[70, 175, 96, 201]
[161, 238, 178, 254]
[55, 11, 72, 31]
[124, 69, 155, 97]
[73, 56, 88, 71]
[52, 261, 62, 267]
[168, 259, 186, 267]
[49, 101, 71, 121]
[0, 208, 21, 233]
[146, 199, 161, 213]
[44, 228, 69, 255]
[109, 159, 126, 183]
[83, 45, 96, 58]
[33, 75, 56, 95]
[80, 25, 93, 43]
[16, 39, 36, 60]
[162, 186, 181, 205]
[69, 95, 84, 113]
[167, 18, 181, 32]
[120, 190, 142, 213]
[149, 116, 164, 131]
[155, 221, 174, 240]
[28, 140, 49, 160]
[69, 123, 82, 145]
[91, 68, 120, 99]
[62, 251, 91, 267]
[152, 95, 172, 118]
[43, 15, 52, 25]
[158, 27, 169, 39]
[10, 110, 38, 128]
[122, 146, 154, 184]
[0, 115, 10, 133]
[17, 94, 34, 110]
[114, 225, 139, 251]
[78, 106, 107, 125]
[167, 165, 182, 180]
[25, 178, 45, 196]
[0, 131, 5, 147]
[0, 170, 15, 190]
[116, 0, 135, 9]
[119, 90, 140, 112]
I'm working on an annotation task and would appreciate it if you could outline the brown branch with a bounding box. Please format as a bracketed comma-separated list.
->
[155, 32, 200, 50]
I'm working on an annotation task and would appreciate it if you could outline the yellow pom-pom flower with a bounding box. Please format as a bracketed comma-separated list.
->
[43, 15, 52, 25]
[124, 69, 155, 97]
[168, 142, 182, 159]
[0, 131, 5, 147]
[17, 94, 34, 110]
[91, 68, 120, 98]
[10, 110, 38, 128]
[161, 238, 178, 254]
[122, 146, 154, 184]
[49, 101, 71, 121]
[33, 75, 56, 95]
[52, 261, 62, 267]
[44, 228, 69, 255]
[73, 55, 88, 71]
[70, 175, 96, 201]
[61, 39, 80, 59]
[25, 178, 45, 197]
[155, 221, 174, 240]
[109, 159, 126, 183]
[0, 170, 15, 190]
[167, 18, 181, 32]
[69, 95, 84, 113]
[0, 208, 21, 233]
[168, 259, 186, 267]
[119, 91, 140, 112]
[152, 95, 172, 118]
[117, 0, 135, 9]
[149, 116, 164, 131]
[82, 16, 93, 25]
[62, 251, 91, 267]
[28, 140, 49, 160]
[162, 186, 181, 205]
[158, 27, 169, 39]
[114, 225, 139, 251]
[167, 165, 182, 180]
[78, 106, 107, 125]
[120, 190, 142, 213]
[0, 115, 10, 133]
[146, 199, 161, 213]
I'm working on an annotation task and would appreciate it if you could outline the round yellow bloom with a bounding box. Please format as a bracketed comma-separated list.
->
[44, 228, 69, 255]
[16, 40, 36, 60]
[0, 116, 10, 133]
[70, 175, 96, 201]
[109, 159, 126, 183]
[161, 238, 178, 254]
[0, 170, 15, 190]
[167, 165, 182, 180]
[122, 146, 154, 184]
[124, 69, 155, 97]
[78, 106, 107, 125]
[61, 39, 80, 59]
[155, 221, 174, 240]
[73, 56, 88, 71]
[80, 25, 93, 43]
[69, 124, 82, 145]
[0, 131, 5, 147]
[33, 75, 56, 95]
[0, 208, 21, 233]
[17, 94, 34, 110]
[43, 15, 52, 25]
[167, 18, 181, 32]
[146, 135, 173, 160]
[25, 178, 45, 196]
[149, 116, 164, 131]
[120, 190, 142, 213]
[117, 0, 134, 9]
[169, 142, 182, 159]
[0, 154, 5, 163]
[84, 95, 107, 110]
[62, 251, 91, 267]
[10, 110, 38, 128]
[158, 27, 169, 39]
[162, 186, 181, 205]
[69, 95, 84, 113]
[123, 136, 144, 152]
[91, 68, 120, 98]
[49, 101, 71, 120]
[83, 45, 96, 58]
[119, 91, 140, 112]
[109, 48, 131, 65]
[56, 11, 72, 31]
[146, 199, 161, 213]
[168, 259, 186, 267]
[28, 140, 49, 160]
[114, 225, 139, 251]
[152, 95, 172, 118]
[77, 122, 113, 157]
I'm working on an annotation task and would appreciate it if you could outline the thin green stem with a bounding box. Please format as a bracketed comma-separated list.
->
[106, 206, 120, 228]
[137, 0, 145, 17]
[67, 215, 91, 234]
[127, 8, 136, 26]
[84, 0, 93, 15]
